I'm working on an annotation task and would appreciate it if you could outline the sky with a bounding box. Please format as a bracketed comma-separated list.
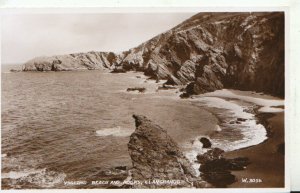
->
[1, 13, 195, 64]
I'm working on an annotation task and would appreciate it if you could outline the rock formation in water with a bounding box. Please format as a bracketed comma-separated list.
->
[126, 87, 146, 93]
[127, 114, 207, 188]
[199, 137, 212, 148]
[196, 148, 251, 187]
[22, 12, 284, 97]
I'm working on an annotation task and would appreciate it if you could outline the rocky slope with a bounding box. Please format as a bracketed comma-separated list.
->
[22, 12, 284, 97]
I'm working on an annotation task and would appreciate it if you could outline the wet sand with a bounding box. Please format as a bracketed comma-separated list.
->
[225, 112, 284, 187]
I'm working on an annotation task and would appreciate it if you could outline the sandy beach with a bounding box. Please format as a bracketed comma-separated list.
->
[225, 112, 284, 187]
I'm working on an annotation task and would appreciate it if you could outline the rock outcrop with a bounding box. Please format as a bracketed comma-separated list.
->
[127, 114, 206, 188]
[22, 51, 123, 71]
[126, 87, 146, 93]
[22, 12, 284, 97]
[199, 137, 212, 148]
[196, 148, 251, 187]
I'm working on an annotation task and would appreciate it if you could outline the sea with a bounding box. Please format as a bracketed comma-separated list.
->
[1, 64, 274, 189]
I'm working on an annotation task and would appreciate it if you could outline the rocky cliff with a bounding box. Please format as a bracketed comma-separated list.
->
[119, 12, 284, 97]
[23, 12, 284, 97]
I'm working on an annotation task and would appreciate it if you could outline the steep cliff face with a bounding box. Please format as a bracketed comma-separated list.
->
[22, 12, 284, 97]
[120, 12, 284, 97]
[22, 51, 123, 71]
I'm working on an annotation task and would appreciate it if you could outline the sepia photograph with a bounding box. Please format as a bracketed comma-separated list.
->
[1, 9, 286, 190]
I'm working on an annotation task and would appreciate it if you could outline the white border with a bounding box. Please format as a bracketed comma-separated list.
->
[0, 1, 297, 193]
[0, 0, 292, 8]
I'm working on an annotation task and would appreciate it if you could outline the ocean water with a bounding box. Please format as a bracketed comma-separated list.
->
[1, 67, 270, 189]
[1, 69, 218, 189]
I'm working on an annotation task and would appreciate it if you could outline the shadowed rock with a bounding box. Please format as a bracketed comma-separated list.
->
[228, 157, 251, 170]
[237, 118, 247, 122]
[199, 137, 212, 148]
[127, 87, 146, 93]
[157, 84, 177, 90]
[180, 82, 197, 98]
[9, 69, 21, 72]
[200, 171, 236, 188]
[111, 67, 126, 73]
[128, 114, 206, 188]
[197, 148, 224, 163]
[197, 148, 250, 187]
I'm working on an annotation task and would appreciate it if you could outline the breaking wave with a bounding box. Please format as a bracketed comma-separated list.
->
[96, 126, 133, 137]
[2, 168, 66, 188]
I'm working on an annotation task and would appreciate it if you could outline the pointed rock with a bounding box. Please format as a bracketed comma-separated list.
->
[128, 114, 203, 188]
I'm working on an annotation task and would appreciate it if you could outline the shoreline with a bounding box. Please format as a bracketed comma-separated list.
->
[189, 90, 284, 187]
[224, 111, 284, 187]
[220, 108, 276, 153]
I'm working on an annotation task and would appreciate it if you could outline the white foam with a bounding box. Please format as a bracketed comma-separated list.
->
[259, 106, 284, 113]
[25, 168, 66, 188]
[190, 89, 284, 150]
[215, 124, 222, 132]
[214, 120, 267, 152]
[185, 151, 201, 177]
[182, 94, 269, 176]
[2, 169, 39, 179]
[191, 96, 268, 151]
[2, 168, 66, 188]
[96, 126, 133, 137]
[183, 137, 209, 177]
